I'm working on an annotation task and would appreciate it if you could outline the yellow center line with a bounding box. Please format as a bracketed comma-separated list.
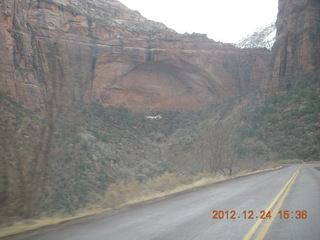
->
[242, 167, 301, 240]
[255, 167, 301, 239]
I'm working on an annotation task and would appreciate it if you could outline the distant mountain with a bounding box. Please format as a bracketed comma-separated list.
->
[237, 23, 276, 50]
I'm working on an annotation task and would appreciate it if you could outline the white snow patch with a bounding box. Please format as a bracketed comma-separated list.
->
[145, 115, 162, 120]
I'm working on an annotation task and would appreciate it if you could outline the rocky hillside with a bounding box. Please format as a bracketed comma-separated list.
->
[237, 23, 276, 50]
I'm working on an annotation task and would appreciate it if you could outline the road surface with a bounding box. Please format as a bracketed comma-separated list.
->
[9, 163, 320, 240]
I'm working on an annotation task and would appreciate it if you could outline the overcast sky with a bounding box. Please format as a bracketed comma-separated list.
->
[119, 0, 278, 43]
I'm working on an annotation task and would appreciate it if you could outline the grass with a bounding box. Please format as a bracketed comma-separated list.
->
[0, 165, 283, 239]
[0, 208, 105, 239]
[258, 159, 304, 172]
[277, 159, 304, 165]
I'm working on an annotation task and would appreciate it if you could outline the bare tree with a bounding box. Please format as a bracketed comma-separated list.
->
[196, 120, 238, 176]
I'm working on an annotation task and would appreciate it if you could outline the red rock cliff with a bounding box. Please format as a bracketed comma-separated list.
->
[0, 0, 270, 110]
[263, 0, 320, 93]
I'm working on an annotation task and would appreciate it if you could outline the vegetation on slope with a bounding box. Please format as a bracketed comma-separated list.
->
[0, 74, 319, 228]
[166, 74, 320, 177]
[238, 74, 320, 161]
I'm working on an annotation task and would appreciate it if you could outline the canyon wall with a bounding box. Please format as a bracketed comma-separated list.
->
[1, 0, 319, 109]
[263, 0, 320, 93]
[0, 0, 270, 111]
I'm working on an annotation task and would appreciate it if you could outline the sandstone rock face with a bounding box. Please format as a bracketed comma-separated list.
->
[94, 36, 270, 110]
[264, 0, 320, 93]
[0, 0, 270, 111]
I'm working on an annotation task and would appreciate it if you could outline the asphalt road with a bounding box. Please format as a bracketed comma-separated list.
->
[14, 163, 320, 240]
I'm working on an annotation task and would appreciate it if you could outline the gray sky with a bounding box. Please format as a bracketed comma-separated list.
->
[119, 0, 278, 43]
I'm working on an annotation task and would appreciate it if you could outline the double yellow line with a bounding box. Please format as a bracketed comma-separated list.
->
[242, 167, 301, 240]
